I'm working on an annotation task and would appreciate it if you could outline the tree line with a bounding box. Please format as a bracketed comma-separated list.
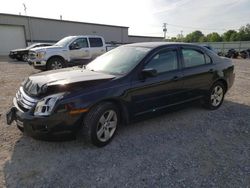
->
[169, 24, 250, 42]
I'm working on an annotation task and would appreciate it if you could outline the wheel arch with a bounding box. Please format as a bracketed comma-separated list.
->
[88, 98, 130, 125]
[47, 55, 66, 63]
[213, 78, 228, 93]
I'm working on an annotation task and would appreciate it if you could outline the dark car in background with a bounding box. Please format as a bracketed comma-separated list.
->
[239, 49, 250, 59]
[225, 48, 239, 59]
[9, 43, 52, 61]
[6, 42, 235, 147]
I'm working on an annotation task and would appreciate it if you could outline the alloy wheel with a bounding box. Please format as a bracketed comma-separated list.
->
[211, 85, 224, 107]
[51, 61, 63, 69]
[96, 110, 117, 142]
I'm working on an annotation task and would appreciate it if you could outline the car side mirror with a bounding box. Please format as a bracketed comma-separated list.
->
[141, 68, 157, 78]
[70, 42, 81, 50]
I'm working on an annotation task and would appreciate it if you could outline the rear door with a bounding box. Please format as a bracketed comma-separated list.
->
[68, 37, 91, 60]
[130, 47, 184, 116]
[180, 46, 215, 99]
[88, 37, 106, 59]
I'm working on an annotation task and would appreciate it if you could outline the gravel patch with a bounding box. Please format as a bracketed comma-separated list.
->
[0, 58, 249, 187]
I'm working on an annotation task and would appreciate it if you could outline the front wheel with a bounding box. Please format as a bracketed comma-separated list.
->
[83, 102, 120, 147]
[47, 57, 65, 70]
[203, 82, 225, 110]
[22, 54, 28, 61]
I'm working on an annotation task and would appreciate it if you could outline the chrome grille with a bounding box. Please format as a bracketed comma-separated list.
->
[15, 87, 38, 111]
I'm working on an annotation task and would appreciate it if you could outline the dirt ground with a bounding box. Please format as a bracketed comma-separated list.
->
[0, 58, 249, 187]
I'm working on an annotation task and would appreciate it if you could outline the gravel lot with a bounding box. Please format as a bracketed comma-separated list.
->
[0, 58, 249, 187]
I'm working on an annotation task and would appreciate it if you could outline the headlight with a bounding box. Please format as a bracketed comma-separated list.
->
[37, 51, 46, 59]
[34, 93, 65, 116]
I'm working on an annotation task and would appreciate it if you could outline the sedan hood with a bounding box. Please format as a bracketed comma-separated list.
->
[23, 67, 116, 97]
[11, 48, 27, 52]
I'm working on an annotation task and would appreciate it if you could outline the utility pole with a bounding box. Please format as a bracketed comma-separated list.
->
[23, 3, 27, 15]
[180, 30, 183, 42]
[23, 3, 33, 43]
[163, 23, 167, 39]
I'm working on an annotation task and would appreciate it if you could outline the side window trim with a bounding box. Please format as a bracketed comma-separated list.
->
[144, 47, 180, 75]
[88, 37, 104, 47]
[180, 47, 208, 69]
[70, 38, 89, 49]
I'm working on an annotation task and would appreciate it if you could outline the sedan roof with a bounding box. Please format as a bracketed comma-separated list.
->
[124, 42, 202, 49]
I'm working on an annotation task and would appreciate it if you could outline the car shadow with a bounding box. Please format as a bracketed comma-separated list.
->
[3, 100, 250, 187]
[7, 59, 28, 64]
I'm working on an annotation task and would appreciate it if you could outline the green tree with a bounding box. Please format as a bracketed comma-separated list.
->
[222, 30, 238, 41]
[185, 30, 204, 42]
[206, 32, 222, 42]
[230, 32, 240, 41]
[238, 24, 250, 41]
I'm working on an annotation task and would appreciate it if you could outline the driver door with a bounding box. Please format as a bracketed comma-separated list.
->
[129, 48, 184, 116]
[69, 38, 91, 60]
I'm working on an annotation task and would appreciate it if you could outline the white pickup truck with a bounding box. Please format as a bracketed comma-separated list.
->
[28, 35, 106, 70]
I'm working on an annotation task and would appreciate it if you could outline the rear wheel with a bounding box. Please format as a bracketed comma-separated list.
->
[47, 57, 65, 70]
[203, 82, 225, 110]
[83, 102, 120, 147]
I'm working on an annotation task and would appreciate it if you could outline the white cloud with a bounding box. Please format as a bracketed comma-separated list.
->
[0, 0, 249, 37]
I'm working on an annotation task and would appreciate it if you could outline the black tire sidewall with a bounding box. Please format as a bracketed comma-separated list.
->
[47, 57, 65, 70]
[84, 103, 120, 147]
[207, 82, 225, 110]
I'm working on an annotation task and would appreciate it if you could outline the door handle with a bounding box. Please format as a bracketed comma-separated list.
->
[172, 76, 181, 81]
[209, 68, 214, 73]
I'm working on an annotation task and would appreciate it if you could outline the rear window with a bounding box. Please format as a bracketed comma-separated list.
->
[89, 38, 103, 47]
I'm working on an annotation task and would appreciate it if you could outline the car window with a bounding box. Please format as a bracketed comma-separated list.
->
[89, 38, 103, 47]
[71, 38, 88, 48]
[145, 50, 178, 74]
[182, 49, 206, 68]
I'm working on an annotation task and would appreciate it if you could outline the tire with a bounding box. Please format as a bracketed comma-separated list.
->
[22, 54, 28, 62]
[47, 57, 65, 70]
[17, 125, 24, 132]
[83, 102, 120, 147]
[203, 82, 225, 110]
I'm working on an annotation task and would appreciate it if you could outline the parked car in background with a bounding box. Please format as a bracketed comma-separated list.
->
[9, 43, 52, 61]
[225, 49, 239, 58]
[28, 35, 106, 70]
[6, 42, 235, 147]
[239, 49, 250, 59]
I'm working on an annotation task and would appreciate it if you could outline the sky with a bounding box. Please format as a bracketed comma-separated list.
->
[0, 0, 250, 38]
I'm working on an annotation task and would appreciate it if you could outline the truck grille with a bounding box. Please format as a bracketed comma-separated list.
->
[28, 51, 37, 60]
[15, 87, 38, 111]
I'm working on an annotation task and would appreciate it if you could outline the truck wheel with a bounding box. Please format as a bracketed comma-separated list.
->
[47, 57, 65, 70]
[82, 102, 120, 147]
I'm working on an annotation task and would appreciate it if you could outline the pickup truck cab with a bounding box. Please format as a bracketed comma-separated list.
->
[28, 35, 106, 70]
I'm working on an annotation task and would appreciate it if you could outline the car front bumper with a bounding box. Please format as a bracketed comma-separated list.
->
[28, 59, 47, 70]
[9, 53, 17, 59]
[6, 98, 83, 139]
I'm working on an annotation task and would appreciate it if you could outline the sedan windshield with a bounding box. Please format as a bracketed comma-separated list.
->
[86, 46, 150, 75]
[54, 36, 75, 47]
